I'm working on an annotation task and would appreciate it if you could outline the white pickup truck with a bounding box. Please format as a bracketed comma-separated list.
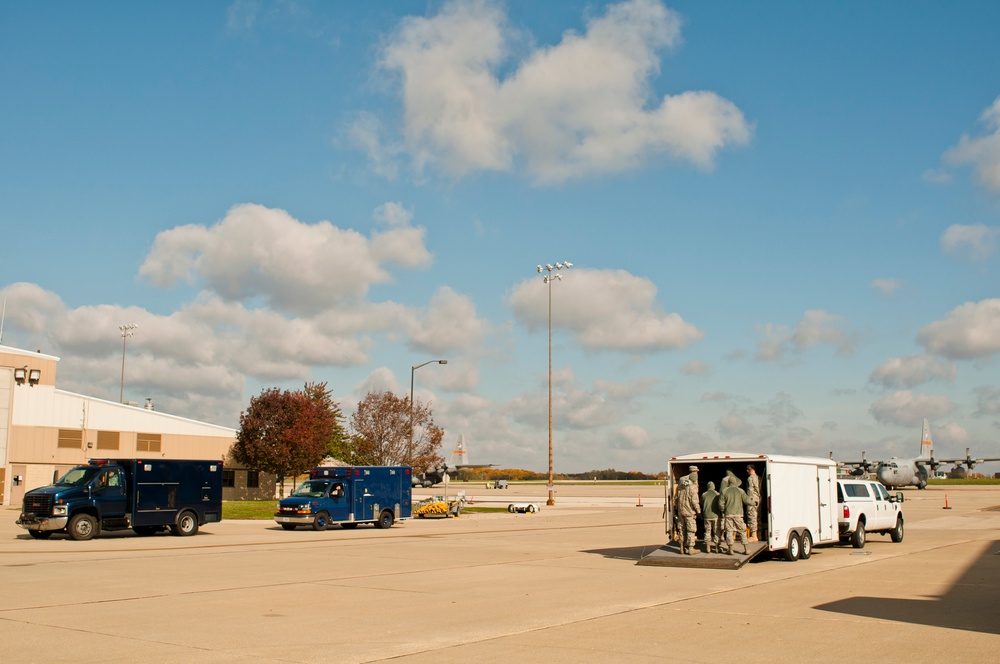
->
[837, 479, 904, 548]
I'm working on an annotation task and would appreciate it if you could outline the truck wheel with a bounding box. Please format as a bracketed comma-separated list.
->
[890, 516, 904, 543]
[69, 513, 99, 541]
[527, 504, 536, 513]
[280, 523, 297, 530]
[28, 529, 52, 539]
[171, 511, 199, 537]
[851, 520, 866, 548]
[375, 510, 394, 529]
[508, 504, 515, 513]
[312, 512, 329, 531]
[800, 531, 813, 560]
[784, 533, 801, 561]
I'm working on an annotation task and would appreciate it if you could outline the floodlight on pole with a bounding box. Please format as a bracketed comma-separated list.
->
[410, 359, 448, 466]
[119, 323, 138, 403]
[537, 261, 572, 506]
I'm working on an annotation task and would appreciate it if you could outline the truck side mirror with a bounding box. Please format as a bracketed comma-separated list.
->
[895, 492, 904, 503]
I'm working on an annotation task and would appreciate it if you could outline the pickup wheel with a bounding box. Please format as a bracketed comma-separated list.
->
[851, 520, 866, 548]
[68, 513, 99, 541]
[784, 533, 801, 561]
[800, 531, 813, 560]
[375, 510, 394, 529]
[890, 516, 904, 543]
[312, 512, 329, 531]
[171, 511, 199, 537]
[280, 523, 297, 531]
[28, 529, 53, 539]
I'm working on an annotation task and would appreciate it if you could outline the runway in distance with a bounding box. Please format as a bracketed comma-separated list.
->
[840, 419, 1000, 489]
[412, 435, 496, 488]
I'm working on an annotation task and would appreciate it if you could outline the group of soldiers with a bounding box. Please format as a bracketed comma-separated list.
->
[673, 464, 762, 555]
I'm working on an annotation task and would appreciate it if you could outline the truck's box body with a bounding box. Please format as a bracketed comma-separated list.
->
[117, 459, 223, 528]
[667, 452, 839, 554]
[275, 466, 412, 529]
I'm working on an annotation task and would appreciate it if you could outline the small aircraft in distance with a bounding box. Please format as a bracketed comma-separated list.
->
[839, 419, 1000, 489]
[412, 434, 496, 488]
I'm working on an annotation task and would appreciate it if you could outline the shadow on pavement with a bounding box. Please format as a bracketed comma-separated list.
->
[815, 540, 1000, 635]
[583, 544, 664, 561]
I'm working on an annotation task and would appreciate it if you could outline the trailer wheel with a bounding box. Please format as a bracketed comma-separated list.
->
[783, 532, 801, 561]
[28, 529, 52, 539]
[375, 510, 395, 529]
[799, 531, 813, 560]
[851, 520, 866, 548]
[890, 516, 904, 543]
[312, 512, 329, 531]
[280, 523, 297, 531]
[69, 513, 99, 541]
[171, 511, 199, 537]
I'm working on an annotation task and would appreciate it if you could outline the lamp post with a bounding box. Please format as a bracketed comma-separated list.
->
[410, 359, 448, 466]
[536, 261, 572, 506]
[119, 323, 138, 403]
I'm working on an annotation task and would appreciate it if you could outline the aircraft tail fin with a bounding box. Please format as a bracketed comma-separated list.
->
[918, 418, 933, 460]
[449, 434, 469, 467]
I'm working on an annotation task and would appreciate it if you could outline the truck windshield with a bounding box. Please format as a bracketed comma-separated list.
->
[291, 480, 331, 498]
[54, 467, 101, 487]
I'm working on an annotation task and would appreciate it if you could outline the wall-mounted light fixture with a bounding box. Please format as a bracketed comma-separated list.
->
[14, 366, 42, 386]
[14, 366, 26, 385]
[28, 368, 40, 386]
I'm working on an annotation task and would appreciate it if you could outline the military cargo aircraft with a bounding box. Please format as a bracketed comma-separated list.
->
[840, 419, 1000, 489]
[412, 435, 496, 488]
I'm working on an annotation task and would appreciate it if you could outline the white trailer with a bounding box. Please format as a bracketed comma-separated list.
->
[666, 452, 839, 562]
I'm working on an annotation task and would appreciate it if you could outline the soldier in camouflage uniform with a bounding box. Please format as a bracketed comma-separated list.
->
[745, 465, 761, 542]
[675, 475, 700, 555]
[719, 475, 749, 555]
[700, 481, 720, 553]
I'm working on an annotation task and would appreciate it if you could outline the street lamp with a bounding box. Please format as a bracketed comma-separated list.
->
[410, 359, 448, 466]
[536, 261, 572, 506]
[119, 323, 138, 403]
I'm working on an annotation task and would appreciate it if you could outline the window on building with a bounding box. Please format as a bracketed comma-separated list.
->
[246, 471, 260, 489]
[222, 470, 235, 488]
[58, 429, 83, 449]
[136, 433, 162, 453]
[97, 431, 120, 450]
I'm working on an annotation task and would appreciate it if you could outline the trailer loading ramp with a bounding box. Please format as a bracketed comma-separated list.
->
[636, 541, 769, 570]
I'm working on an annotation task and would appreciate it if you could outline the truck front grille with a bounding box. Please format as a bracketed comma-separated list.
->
[23, 494, 53, 516]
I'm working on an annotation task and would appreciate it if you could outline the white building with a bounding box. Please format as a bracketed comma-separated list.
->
[1, 344, 268, 505]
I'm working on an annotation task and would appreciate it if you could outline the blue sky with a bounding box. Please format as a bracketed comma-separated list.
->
[2, 1, 999, 474]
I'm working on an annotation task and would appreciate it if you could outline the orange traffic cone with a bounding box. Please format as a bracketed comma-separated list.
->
[943, 494, 952, 510]
[636, 494, 643, 507]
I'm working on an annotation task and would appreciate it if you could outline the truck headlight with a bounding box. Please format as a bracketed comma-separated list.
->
[297, 505, 312, 514]
[53, 505, 68, 516]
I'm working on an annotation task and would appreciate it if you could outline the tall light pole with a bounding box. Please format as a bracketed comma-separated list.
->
[119, 323, 138, 403]
[537, 261, 572, 506]
[410, 359, 448, 466]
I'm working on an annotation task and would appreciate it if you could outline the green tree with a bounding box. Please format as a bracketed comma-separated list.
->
[233, 384, 345, 496]
[350, 390, 443, 470]
[303, 381, 349, 461]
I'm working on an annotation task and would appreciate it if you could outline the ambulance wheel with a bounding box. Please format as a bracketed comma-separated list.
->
[28, 529, 52, 539]
[69, 513, 99, 541]
[507, 504, 515, 513]
[375, 510, 394, 529]
[890, 516, 904, 543]
[340, 523, 358, 529]
[800, 531, 813, 560]
[784, 533, 801, 561]
[527, 504, 536, 513]
[312, 512, 329, 531]
[280, 523, 297, 531]
[851, 520, 866, 548]
[171, 511, 199, 536]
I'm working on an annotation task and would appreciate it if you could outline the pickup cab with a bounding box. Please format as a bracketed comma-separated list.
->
[837, 479, 904, 548]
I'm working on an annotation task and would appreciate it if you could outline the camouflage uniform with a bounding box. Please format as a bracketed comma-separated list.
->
[700, 481, 720, 553]
[675, 477, 700, 554]
[719, 476, 749, 555]
[746, 465, 761, 542]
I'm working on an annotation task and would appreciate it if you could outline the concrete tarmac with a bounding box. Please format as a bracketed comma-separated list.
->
[2, 484, 998, 663]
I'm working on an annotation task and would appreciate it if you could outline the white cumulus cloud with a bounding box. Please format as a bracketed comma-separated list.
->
[755, 310, 856, 361]
[868, 354, 957, 389]
[917, 299, 1000, 359]
[869, 390, 953, 427]
[945, 96, 1000, 194]
[365, 0, 751, 184]
[940, 223, 999, 262]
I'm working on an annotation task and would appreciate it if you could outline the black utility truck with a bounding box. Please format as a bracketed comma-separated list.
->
[16, 458, 223, 540]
